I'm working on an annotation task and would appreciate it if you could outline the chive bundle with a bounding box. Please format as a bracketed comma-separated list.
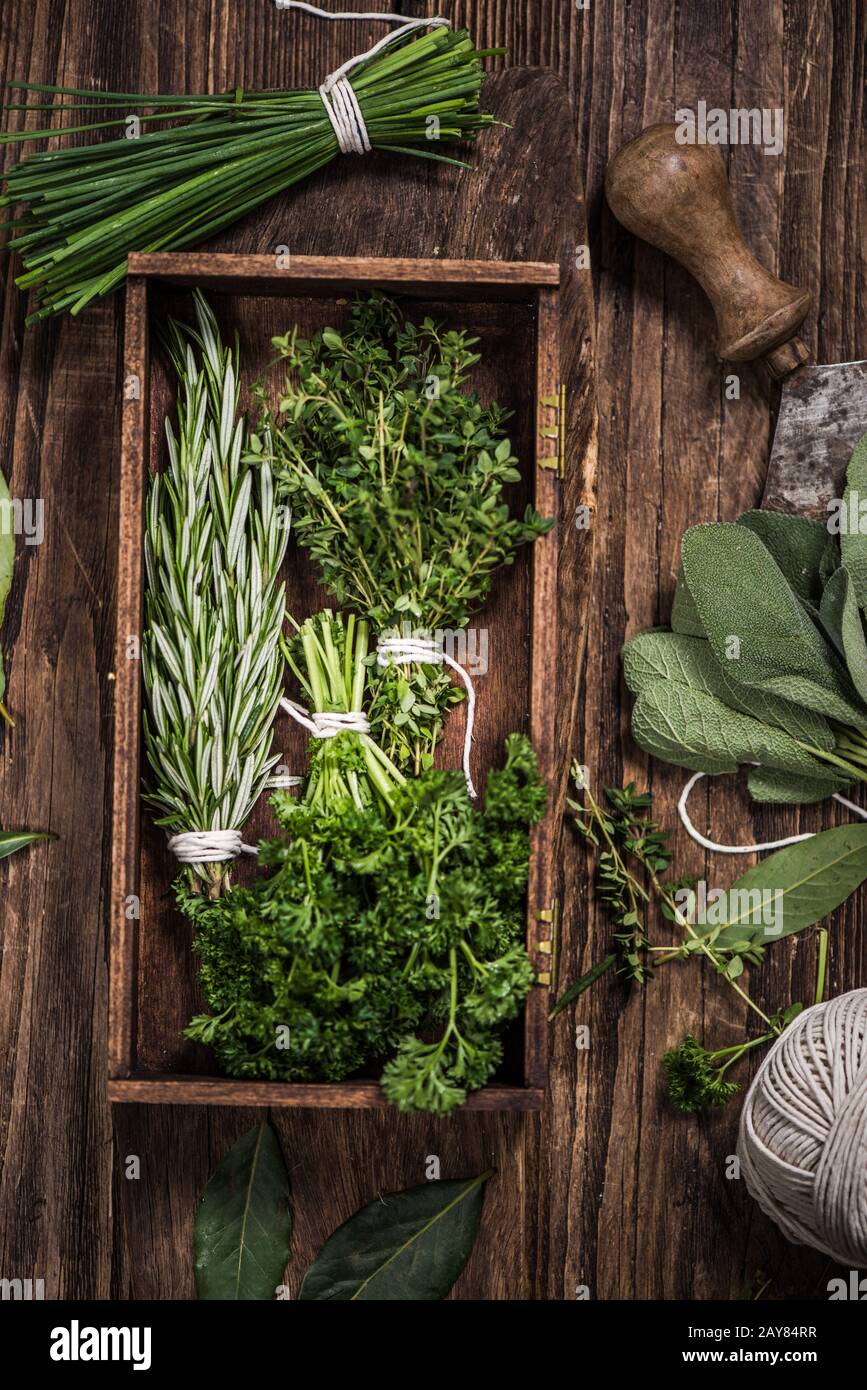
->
[0, 26, 495, 324]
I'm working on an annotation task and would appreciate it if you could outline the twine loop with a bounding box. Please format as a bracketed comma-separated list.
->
[377, 634, 477, 798]
[276, 3, 451, 156]
[677, 769, 867, 854]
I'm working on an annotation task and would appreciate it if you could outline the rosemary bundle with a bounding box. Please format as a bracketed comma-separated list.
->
[142, 292, 289, 889]
[0, 26, 494, 324]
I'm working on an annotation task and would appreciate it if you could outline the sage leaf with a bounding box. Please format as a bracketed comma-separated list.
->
[631, 683, 841, 781]
[704, 823, 867, 949]
[671, 564, 705, 637]
[299, 1172, 490, 1301]
[194, 1122, 291, 1301]
[622, 631, 834, 749]
[681, 523, 867, 723]
[817, 565, 848, 657]
[0, 830, 55, 859]
[746, 766, 848, 805]
[834, 567, 867, 704]
[840, 430, 867, 608]
[736, 510, 830, 605]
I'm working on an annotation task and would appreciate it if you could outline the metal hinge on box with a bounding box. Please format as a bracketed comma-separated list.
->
[539, 384, 565, 478]
[535, 898, 560, 989]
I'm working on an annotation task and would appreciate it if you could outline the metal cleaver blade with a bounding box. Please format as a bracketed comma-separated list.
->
[761, 359, 867, 518]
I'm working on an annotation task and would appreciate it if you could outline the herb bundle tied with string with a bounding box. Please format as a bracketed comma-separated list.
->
[255, 292, 553, 774]
[0, 23, 497, 324]
[142, 291, 289, 892]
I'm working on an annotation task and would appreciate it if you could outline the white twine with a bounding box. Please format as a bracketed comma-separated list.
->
[275, 2, 452, 156]
[167, 829, 259, 864]
[737, 988, 867, 1267]
[377, 635, 477, 798]
[677, 769, 867, 854]
[279, 695, 370, 737]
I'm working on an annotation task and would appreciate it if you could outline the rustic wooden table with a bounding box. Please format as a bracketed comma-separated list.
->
[0, 0, 864, 1301]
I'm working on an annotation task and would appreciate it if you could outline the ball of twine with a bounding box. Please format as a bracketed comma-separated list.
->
[737, 988, 867, 1267]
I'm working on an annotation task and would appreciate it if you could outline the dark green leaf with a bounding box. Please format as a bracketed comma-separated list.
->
[622, 630, 833, 748]
[746, 765, 848, 804]
[194, 1123, 291, 1301]
[681, 523, 866, 723]
[817, 565, 848, 656]
[840, 430, 867, 608]
[299, 1173, 490, 1301]
[631, 682, 840, 781]
[670, 564, 705, 637]
[549, 953, 618, 1018]
[837, 567, 867, 703]
[0, 822, 54, 856]
[0, 830, 55, 859]
[736, 510, 831, 604]
[705, 823, 867, 949]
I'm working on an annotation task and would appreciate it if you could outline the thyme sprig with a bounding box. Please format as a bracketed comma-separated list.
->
[552, 763, 825, 1110]
[255, 293, 552, 773]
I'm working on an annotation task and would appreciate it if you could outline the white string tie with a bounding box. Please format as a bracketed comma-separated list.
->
[677, 769, 867, 854]
[377, 635, 477, 798]
[167, 829, 259, 864]
[275, 2, 452, 156]
[279, 695, 370, 738]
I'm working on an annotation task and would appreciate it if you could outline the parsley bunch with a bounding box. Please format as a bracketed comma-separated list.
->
[254, 294, 552, 772]
[181, 733, 544, 1112]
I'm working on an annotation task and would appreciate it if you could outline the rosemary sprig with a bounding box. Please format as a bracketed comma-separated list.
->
[142, 291, 289, 890]
[0, 28, 496, 324]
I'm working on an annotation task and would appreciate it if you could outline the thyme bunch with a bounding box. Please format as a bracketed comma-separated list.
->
[255, 293, 552, 773]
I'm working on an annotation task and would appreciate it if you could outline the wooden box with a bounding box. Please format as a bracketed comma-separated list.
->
[109, 253, 560, 1109]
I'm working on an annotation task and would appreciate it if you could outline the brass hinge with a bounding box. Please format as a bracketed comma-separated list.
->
[538, 384, 565, 478]
[535, 898, 560, 989]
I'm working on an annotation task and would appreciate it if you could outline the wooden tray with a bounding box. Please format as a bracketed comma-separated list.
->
[109, 252, 561, 1110]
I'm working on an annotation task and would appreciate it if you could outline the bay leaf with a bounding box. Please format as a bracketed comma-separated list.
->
[195, 1122, 291, 1301]
[704, 824, 867, 948]
[0, 830, 55, 859]
[622, 630, 834, 749]
[736, 510, 830, 604]
[840, 429, 867, 609]
[299, 1172, 490, 1301]
[631, 683, 841, 782]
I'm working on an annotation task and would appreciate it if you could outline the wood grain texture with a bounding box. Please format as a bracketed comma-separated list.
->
[0, 0, 864, 1303]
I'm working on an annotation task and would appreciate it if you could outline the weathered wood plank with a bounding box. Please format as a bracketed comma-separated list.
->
[0, 0, 863, 1303]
